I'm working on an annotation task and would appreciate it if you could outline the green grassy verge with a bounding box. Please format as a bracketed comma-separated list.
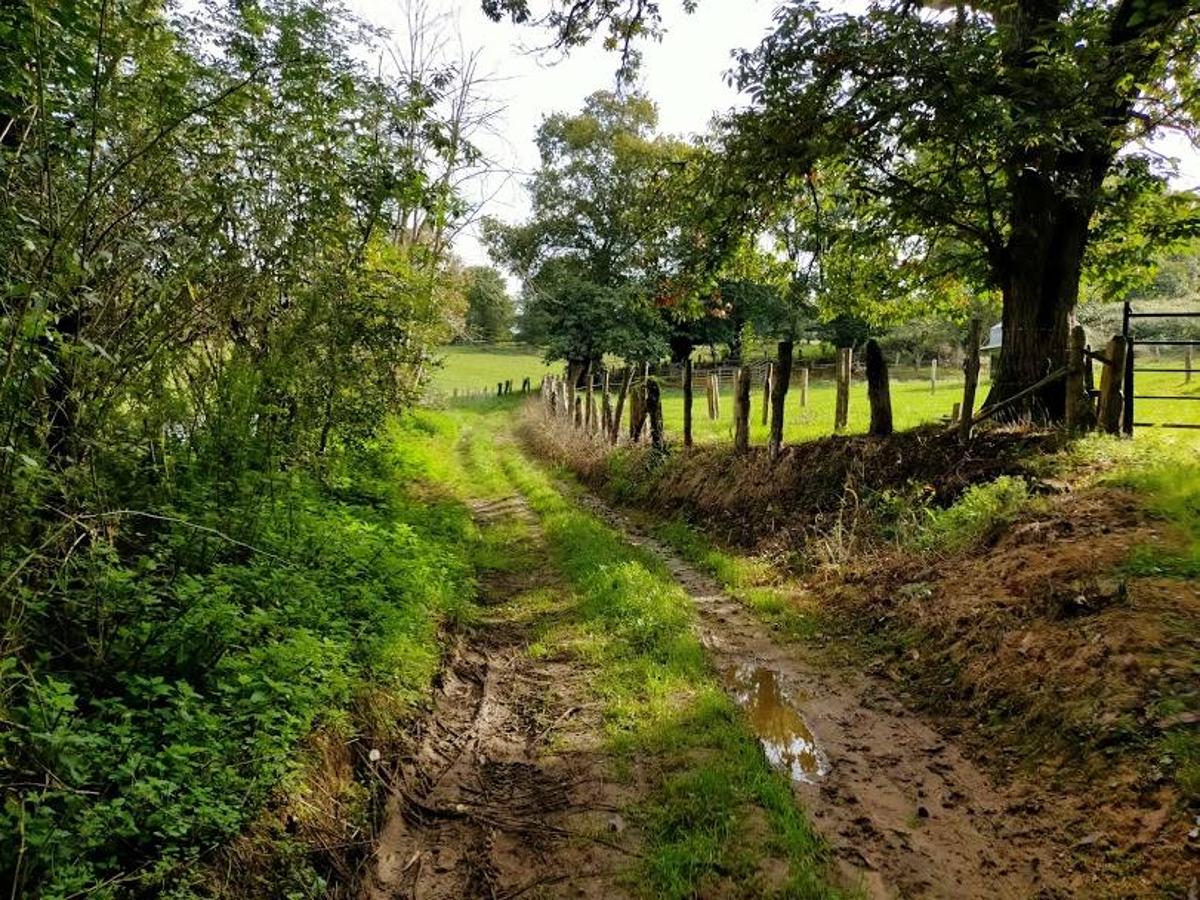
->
[443, 405, 844, 899]
[648, 519, 820, 639]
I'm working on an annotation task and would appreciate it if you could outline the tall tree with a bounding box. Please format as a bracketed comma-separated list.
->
[733, 0, 1200, 419]
[487, 0, 1200, 420]
[464, 265, 515, 341]
[483, 91, 683, 371]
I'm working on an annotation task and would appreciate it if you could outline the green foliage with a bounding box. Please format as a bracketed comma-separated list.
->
[463, 266, 516, 342]
[0, 417, 475, 897]
[913, 476, 1032, 554]
[485, 91, 687, 365]
[2, 0, 485, 888]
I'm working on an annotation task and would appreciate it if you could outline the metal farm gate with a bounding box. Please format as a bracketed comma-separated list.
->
[1122, 301, 1200, 434]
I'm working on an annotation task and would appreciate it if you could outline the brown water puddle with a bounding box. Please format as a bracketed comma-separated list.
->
[723, 663, 827, 783]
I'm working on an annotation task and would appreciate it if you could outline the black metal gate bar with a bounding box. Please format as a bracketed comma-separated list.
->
[1122, 301, 1200, 434]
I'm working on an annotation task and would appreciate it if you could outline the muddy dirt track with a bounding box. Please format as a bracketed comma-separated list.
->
[364, 483, 1095, 899]
[572, 491, 1081, 900]
[364, 496, 640, 899]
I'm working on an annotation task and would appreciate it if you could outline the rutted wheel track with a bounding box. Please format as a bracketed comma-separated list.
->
[571, 488, 1079, 900]
[363, 495, 636, 900]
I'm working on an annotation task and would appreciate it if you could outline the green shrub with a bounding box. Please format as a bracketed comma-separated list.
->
[0, 418, 474, 898]
[914, 475, 1032, 553]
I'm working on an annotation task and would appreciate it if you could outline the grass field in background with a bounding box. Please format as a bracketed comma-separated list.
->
[435, 346, 1200, 439]
[430, 344, 556, 394]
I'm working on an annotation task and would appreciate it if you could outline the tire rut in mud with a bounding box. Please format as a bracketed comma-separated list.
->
[572, 489, 1082, 900]
[363, 496, 635, 900]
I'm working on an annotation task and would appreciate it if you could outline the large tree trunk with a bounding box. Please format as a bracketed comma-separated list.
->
[986, 173, 1094, 422]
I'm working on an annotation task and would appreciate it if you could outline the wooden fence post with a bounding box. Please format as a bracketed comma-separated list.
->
[584, 363, 594, 430]
[799, 366, 809, 408]
[712, 373, 721, 419]
[834, 348, 852, 432]
[865, 339, 893, 436]
[768, 341, 793, 459]
[566, 365, 577, 425]
[611, 367, 632, 444]
[951, 401, 962, 421]
[1065, 324, 1088, 432]
[1187, 346, 1193, 384]
[930, 357, 938, 394]
[960, 318, 982, 441]
[630, 378, 648, 443]
[497, 382, 503, 397]
[646, 377, 665, 451]
[1098, 336, 1129, 434]
[705, 371, 716, 420]
[556, 379, 567, 418]
[601, 369, 612, 434]
[761, 361, 773, 427]
[683, 358, 694, 447]
[734, 366, 752, 452]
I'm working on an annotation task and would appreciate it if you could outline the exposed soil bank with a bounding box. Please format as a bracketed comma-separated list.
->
[520, 407, 1063, 550]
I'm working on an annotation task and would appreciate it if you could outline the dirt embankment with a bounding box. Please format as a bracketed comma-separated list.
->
[520, 407, 1200, 896]
[519, 408, 1064, 549]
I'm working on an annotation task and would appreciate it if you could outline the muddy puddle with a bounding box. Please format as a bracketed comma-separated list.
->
[723, 662, 827, 783]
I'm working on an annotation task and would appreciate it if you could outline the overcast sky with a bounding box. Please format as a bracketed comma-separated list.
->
[350, 0, 1200, 273]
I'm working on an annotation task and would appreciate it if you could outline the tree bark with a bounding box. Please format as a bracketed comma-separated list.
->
[864, 339, 892, 437]
[768, 340, 793, 459]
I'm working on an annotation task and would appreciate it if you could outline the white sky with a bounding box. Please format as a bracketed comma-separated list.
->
[349, 0, 1200, 272]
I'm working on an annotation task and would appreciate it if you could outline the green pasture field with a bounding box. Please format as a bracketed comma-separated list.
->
[429, 344, 556, 395]
[437, 346, 1200, 440]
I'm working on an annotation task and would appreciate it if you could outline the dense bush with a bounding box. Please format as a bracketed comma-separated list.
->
[0, 416, 474, 897]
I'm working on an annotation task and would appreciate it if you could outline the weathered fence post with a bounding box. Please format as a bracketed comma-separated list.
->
[951, 401, 962, 421]
[960, 318, 982, 441]
[865, 339, 893, 436]
[712, 373, 721, 419]
[646, 377, 665, 451]
[584, 363, 595, 431]
[734, 366, 752, 452]
[630, 377, 648, 443]
[834, 348, 852, 432]
[601, 369, 612, 434]
[705, 371, 716, 420]
[566, 365, 578, 425]
[768, 340, 793, 459]
[930, 357, 938, 394]
[683, 358, 694, 448]
[556, 378, 567, 419]
[1098, 336, 1129, 434]
[497, 382, 503, 397]
[522, 377, 530, 393]
[799, 366, 809, 408]
[1065, 324, 1088, 432]
[761, 361, 773, 427]
[611, 367, 632, 443]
